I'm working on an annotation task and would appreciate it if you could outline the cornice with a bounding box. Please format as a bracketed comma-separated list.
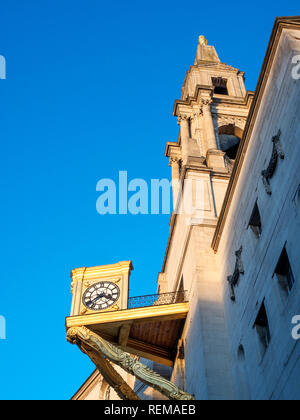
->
[173, 86, 254, 117]
[165, 141, 181, 158]
[212, 91, 254, 107]
[186, 62, 242, 73]
[71, 261, 133, 282]
[66, 302, 189, 329]
[173, 84, 214, 116]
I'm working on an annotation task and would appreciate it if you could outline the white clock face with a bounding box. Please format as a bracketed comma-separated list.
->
[82, 281, 120, 311]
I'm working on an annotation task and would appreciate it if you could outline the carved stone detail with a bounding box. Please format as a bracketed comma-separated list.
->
[190, 109, 203, 120]
[80, 340, 140, 400]
[169, 157, 181, 167]
[227, 246, 244, 301]
[201, 98, 213, 108]
[224, 156, 235, 173]
[67, 326, 195, 401]
[177, 114, 190, 125]
[261, 130, 284, 195]
[217, 116, 247, 129]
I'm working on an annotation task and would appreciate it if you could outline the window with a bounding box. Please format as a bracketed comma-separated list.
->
[218, 124, 242, 161]
[225, 142, 239, 159]
[296, 184, 300, 202]
[237, 345, 251, 400]
[274, 246, 295, 296]
[248, 202, 262, 237]
[212, 77, 228, 95]
[254, 302, 271, 359]
[292, 184, 300, 210]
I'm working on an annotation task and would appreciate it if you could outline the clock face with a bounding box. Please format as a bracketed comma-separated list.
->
[82, 281, 120, 312]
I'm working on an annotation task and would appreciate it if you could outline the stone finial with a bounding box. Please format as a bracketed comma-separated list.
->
[199, 35, 208, 46]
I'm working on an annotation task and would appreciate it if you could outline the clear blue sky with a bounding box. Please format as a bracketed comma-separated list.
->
[0, 0, 298, 400]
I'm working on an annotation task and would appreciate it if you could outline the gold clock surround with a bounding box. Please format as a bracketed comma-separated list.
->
[70, 261, 133, 317]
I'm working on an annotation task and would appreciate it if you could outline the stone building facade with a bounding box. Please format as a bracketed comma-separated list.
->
[70, 16, 300, 400]
[212, 18, 300, 400]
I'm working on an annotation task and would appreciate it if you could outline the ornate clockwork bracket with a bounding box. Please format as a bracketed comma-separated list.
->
[67, 326, 195, 401]
[261, 130, 285, 195]
[227, 246, 244, 301]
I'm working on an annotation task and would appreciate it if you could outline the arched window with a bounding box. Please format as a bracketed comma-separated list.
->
[218, 124, 243, 161]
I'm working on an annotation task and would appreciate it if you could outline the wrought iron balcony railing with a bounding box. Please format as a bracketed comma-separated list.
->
[128, 291, 188, 310]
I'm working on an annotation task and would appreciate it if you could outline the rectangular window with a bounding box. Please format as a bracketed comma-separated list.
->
[248, 202, 262, 238]
[254, 302, 271, 359]
[292, 184, 300, 209]
[212, 77, 228, 95]
[274, 246, 295, 296]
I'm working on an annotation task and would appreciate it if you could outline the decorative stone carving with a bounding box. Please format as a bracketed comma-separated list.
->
[201, 98, 213, 108]
[228, 281, 236, 302]
[169, 157, 181, 167]
[177, 114, 190, 125]
[80, 340, 140, 400]
[227, 246, 244, 301]
[217, 116, 247, 129]
[190, 109, 203, 121]
[261, 130, 284, 195]
[67, 326, 195, 401]
[224, 155, 235, 173]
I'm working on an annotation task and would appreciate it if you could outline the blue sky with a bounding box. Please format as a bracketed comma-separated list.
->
[0, 0, 299, 400]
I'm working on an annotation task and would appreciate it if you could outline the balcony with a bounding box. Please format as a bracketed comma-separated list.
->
[66, 291, 189, 366]
[128, 290, 188, 309]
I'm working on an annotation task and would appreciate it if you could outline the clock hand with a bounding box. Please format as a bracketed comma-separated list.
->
[92, 292, 113, 303]
[91, 293, 106, 303]
[102, 293, 113, 300]
[85, 291, 114, 308]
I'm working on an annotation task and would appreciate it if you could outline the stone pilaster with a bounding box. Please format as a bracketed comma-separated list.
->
[177, 114, 190, 165]
[191, 107, 204, 156]
[201, 97, 218, 152]
[169, 157, 181, 206]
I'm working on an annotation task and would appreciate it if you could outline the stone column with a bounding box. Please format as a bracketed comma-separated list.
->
[177, 114, 190, 165]
[169, 157, 181, 207]
[201, 98, 218, 151]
